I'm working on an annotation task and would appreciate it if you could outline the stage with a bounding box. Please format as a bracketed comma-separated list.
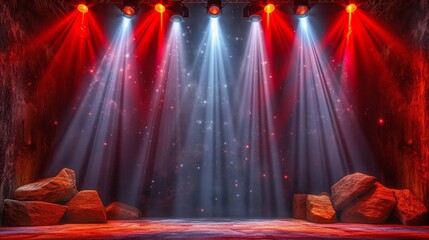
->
[1, 219, 429, 239]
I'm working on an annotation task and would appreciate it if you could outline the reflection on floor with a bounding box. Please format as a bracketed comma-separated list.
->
[1, 219, 429, 239]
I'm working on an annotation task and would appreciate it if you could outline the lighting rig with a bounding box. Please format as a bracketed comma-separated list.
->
[206, 0, 223, 17]
[123, 0, 139, 17]
[80, 0, 362, 22]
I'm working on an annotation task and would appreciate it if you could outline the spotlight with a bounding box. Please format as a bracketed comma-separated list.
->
[293, 0, 309, 17]
[264, 3, 275, 14]
[243, 3, 263, 23]
[346, 3, 357, 13]
[77, 3, 88, 13]
[123, 0, 139, 18]
[155, 3, 166, 13]
[207, 0, 222, 18]
[168, 3, 189, 22]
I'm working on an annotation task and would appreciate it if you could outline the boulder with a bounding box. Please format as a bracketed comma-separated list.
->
[306, 194, 336, 223]
[393, 189, 428, 225]
[331, 172, 376, 211]
[2, 199, 67, 226]
[62, 190, 107, 223]
[105, 201, 141, 220]
[14, 168, 78, 203]
[293, 194, 307, 219]
[341, 182, 396, 224]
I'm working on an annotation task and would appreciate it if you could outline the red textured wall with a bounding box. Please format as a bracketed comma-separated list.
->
[0, 0, 71, 221]
[371, 1, 429, 206]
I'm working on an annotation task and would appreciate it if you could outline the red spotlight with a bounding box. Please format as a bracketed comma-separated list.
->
[77, 4, 88, 13]
[123, 6, 135, 16]
[123, 0, 139, 18]
[209, 6, 221, 15]
[295, 6, 308, 15]
[155, 3, 166, 13]
[264, 3, 275, 14]
[207, 0, 222, 17]
[294, 0, 309, 17]
[346, 3, 357, 13]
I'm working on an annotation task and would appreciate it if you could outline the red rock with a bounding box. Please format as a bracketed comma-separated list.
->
[306, 194, 336, 223]
[393, 189, 428, 225]
[293, 194, 307, 219]
[62, 190, 107, 223]
[105, 201, 141, 220]
[2, 199, 67, 226]
[331, 172, 376, 211]
[14, 168, 78, 203]
[341, 182, 396, 224]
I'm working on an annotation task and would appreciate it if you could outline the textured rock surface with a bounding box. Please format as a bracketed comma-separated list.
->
[306, 194, 336, 223]
[14, 168, 78, 203]
[105, 201, 141, 220]
[2, 199, 67, 226]
[341, 182, 396, 224]
[293, 194, 307, 219]
[393, 189, 428, 225]
[331, 173, 377, 211]
[62, 190, 107, 223]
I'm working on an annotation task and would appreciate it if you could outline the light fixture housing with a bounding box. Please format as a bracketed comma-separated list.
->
[293, 0, 309, 17]
[123, 0, 139, 18]
[168, 2, 189, 22]
[207, 0, 222, 18]
[243, 2, 263, 23]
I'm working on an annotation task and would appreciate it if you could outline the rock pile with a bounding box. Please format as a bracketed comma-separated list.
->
[2, 168, 141, 226]
[293, 172, 428, 225]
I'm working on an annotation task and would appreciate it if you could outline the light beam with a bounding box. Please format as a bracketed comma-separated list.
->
[282, 17, 377, 197]
[48, 16, 140, 204]
[132, 22, 187, 215]
[234, 22, 286, 216]
[174, 18, 238, 217]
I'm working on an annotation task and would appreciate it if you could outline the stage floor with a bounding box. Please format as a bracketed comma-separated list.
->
[1, 219, 429, 239]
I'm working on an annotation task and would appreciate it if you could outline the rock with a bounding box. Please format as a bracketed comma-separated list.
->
[341, 182, 396, 224]
[293, 194, 307, 219]
[393, 189, 428, 225]
[331, 172, 377, 211]
[62, 190, 107, 223]
[2, 199, 67, 226]
[105, 201, 141, 220]
[14, 168, 78, 203]
[306, 194, 336, 223]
